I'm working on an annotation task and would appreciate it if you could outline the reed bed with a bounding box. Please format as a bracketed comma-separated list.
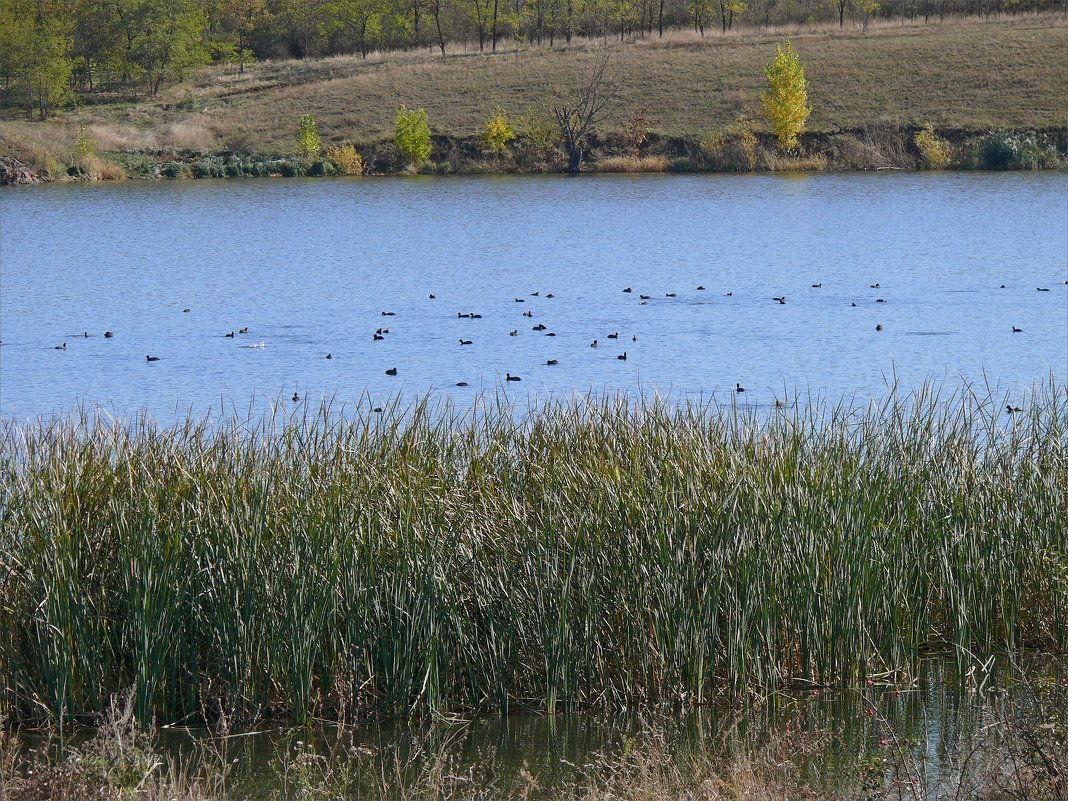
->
[1, 382, 1065, 728]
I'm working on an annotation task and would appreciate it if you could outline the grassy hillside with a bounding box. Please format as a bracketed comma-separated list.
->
[1, 14, 1065, 174]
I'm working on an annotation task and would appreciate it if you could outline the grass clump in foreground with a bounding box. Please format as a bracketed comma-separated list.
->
[0, 381, 1065, 730]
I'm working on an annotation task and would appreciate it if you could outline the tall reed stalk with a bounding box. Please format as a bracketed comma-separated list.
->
[1, 381, 1065, 727]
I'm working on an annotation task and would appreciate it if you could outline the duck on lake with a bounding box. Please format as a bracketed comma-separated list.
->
[617, 352, 627, 361]
[1012, 326, 1022, 333]
[506, 373, 521, 381]
[459, 339, 473, 345]
[385, 367, 398, 376]
[54, 343, 66, 350]
[736, 383, 745, 393]
[146, 355, 160, 362]
[104, 331, 113, 338]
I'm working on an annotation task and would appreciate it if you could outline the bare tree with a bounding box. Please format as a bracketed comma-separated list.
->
[553, 50, 623, 173]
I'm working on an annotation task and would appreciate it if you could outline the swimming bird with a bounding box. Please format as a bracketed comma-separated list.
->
[546, 293, 555, 298]
[736, 383, 745, 393]
[725, 292, 733, 297]
[239, 327, 248, 334]
[632, 335, 637, 342]
[506, 373, 521, 381]
[546, 359, 558, 365]
[326, 353, 332, 359]
[459, 339, 473, 345]
[697, 285, 705, 290]
[509, 329, 518, 336]
[775, 399, 786, 408]
[458, 312, 471, 318]
[146, 355, 160, 362]
[623, 287, 632, 293]
[666, 292, 677, 297]
[83, 332, 91, 337]
[292, 392, 300, 402]
[545, 332, 556, 337]
[54, 343, 66, 350]
[104, 331, 114, 338]
[523, 311, 533, 318]
[1012, 326, 1022, 333]
[515, 298, 525, 303]
[456, 382, 468, 387]
[373, 406, 384, 412]
[429, 293, 436, 299]
[870, 283, 881, 288]
[385, 367, 398, 376]
[1006, 404, 1023, 414]
[1037, 287, 1050, 292]
[811, 283, 822, 288]
[607, 332, 618, 339]
[876, 324, 884, 331]
[381, 310, 397, 316]
[471, 313, 483, 319]
[851, 303, 857, 307]
[183, 308, 190, 313]
[639, 294, 651, 300]
[373, 334, 384, 341]
[617, 352, 627, 361]
[1000, 285, 1006, 289]
[376, 328, 389, 335]
[773, 296, 785, 304]
[531, 291, 540, 296]
[225, 331, 235, 338]
[876, 298, 887, 304]
[533, 323, 547, 331]
[590, 340, 598, 348]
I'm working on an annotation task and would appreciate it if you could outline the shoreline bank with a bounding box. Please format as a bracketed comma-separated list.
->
[3, 125, 1065, 185]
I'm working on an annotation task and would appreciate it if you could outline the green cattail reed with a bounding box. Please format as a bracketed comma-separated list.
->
[0, 381, 1065, 727]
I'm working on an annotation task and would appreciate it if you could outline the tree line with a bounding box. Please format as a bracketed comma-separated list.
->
[1, 0, 1061, 119]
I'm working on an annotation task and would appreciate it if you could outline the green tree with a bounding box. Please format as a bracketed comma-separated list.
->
[760, 40, 810, 152]
[3, 0, 74, 119]
[481, 107, 516, 155]
[394, 106, 432, 168]
[298, 113, 322, 161]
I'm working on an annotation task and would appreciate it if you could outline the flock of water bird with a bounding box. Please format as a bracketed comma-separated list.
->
[30, 275, 1063, 415]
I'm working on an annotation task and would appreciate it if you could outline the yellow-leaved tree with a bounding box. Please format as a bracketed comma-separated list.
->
[760, 41, 810, 152]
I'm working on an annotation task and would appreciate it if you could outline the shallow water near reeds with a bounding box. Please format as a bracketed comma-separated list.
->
[1, 173, 1066, 423]
[23, 657, 1066, 800]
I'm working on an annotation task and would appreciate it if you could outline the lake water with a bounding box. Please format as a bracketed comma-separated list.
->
[1, 173, 1066, 423]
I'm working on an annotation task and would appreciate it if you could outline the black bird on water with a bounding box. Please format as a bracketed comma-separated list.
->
[239, 327, 248, 334]
[623, 287, 632, 293]
[876, 324, 884, 331]
[506, 373, 521, 382]
[146, 355, 160, 362]
[773, 296, 786, 304]
[104, 331, 114, 338]
[696, 285, 705, 290]
[225, 331, 235, 338]
[382, 310, 397, 316]
[515, 298, 525, 303]
[456, 382, 469, 387]
[546, 359, 558, 365]
[509, 330, 518, 336]
[736, 383, 745, 393]
[1012, 326, 1022, 333]
[1006, 405, 1023, 414]
[326, 353, 332, 359]
[54, 343, 66, 350]
[459, 339, 473, 345]
[385, 367, 398, 376]
[292, 392, 300, 402]
[639, 294, 651, 300]
[429, 293, 436, 299]
[1037, 287, 1051, 292]
[607, 332, 619, 339]
[183, 308, 190, 313]
[811, 283, 822, 288]
[590, 340, 598, 348]
[617, 352, 627, 361]
[523, 311, 534, 318]
[533, 323, 547, 331]
[546, 293, 555, 298]
[666, 293, 677, 297]
[373, 333, 384, 341]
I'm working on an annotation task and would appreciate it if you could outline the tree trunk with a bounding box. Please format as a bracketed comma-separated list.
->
[492, 0, 498, 49]
[658, 0, 664, 35]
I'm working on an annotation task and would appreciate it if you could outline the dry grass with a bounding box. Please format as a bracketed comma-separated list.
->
[1, 14, 1064, 163]
[594, 154, 668, 172]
